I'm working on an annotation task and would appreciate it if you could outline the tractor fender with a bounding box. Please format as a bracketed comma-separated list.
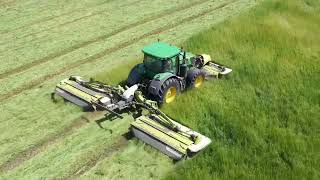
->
[148, 73, 178, 97]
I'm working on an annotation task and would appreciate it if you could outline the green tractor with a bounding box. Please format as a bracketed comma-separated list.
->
[127, 42, 232, 104]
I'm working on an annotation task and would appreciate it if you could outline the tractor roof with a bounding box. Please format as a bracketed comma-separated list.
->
[142, 42, 181, 59]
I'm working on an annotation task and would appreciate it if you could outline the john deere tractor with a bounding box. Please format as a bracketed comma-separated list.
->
[127, 42, 232, 104]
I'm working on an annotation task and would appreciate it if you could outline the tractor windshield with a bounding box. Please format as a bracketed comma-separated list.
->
[144, 54, 170, 73]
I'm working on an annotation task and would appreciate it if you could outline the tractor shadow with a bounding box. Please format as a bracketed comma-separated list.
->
[94, 114, 118, 134]
[122, 131, 134, 140]
[94, 106, 139, 133]
[94, 112, 134, 140]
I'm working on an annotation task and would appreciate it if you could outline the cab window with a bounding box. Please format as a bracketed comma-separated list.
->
[144, 54, 165, 73]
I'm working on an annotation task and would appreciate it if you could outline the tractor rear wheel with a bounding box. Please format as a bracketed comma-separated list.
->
[187, 68, 205, 88]
[157, 78, 180, 104]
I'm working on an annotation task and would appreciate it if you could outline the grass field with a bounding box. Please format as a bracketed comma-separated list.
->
[0, 0, 319, 179]
[0, 0, 259, 179]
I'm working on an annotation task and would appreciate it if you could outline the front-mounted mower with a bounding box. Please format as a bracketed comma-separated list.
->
[127, 42, 232, 104]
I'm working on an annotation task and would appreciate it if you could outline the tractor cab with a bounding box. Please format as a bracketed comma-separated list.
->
[142, 42, 182, 75]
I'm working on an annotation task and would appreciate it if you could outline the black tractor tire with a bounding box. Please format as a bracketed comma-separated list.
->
[186, 68, 205, 88]
[127, 64, 143, 86]
[156, 78, 180, 104]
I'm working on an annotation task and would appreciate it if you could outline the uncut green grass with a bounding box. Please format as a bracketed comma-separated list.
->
[91, 0, 319, 179]
[166, 0, 320, 179]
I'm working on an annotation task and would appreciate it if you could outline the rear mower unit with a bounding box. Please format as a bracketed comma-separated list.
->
[53, 76, 211, 160]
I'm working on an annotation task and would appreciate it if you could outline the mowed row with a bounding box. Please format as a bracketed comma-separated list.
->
[0, 0, 259, 179]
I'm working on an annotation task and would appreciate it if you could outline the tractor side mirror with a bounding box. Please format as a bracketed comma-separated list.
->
[163, 60, 171, 70]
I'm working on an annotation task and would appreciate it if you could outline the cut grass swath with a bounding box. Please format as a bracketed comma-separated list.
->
[0, 112, 104, 173]
[0, 0, 210, 80]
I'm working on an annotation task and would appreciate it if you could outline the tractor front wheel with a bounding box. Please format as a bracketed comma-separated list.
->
[187, 68, 205, 88]
[158, 78, 180, 104]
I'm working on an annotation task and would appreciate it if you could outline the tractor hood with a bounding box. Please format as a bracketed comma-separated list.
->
[142, 42, 180, 59]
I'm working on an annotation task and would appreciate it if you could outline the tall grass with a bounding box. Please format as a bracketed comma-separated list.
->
[95, 0, 319, 179]
[162, 0, 320, 179]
